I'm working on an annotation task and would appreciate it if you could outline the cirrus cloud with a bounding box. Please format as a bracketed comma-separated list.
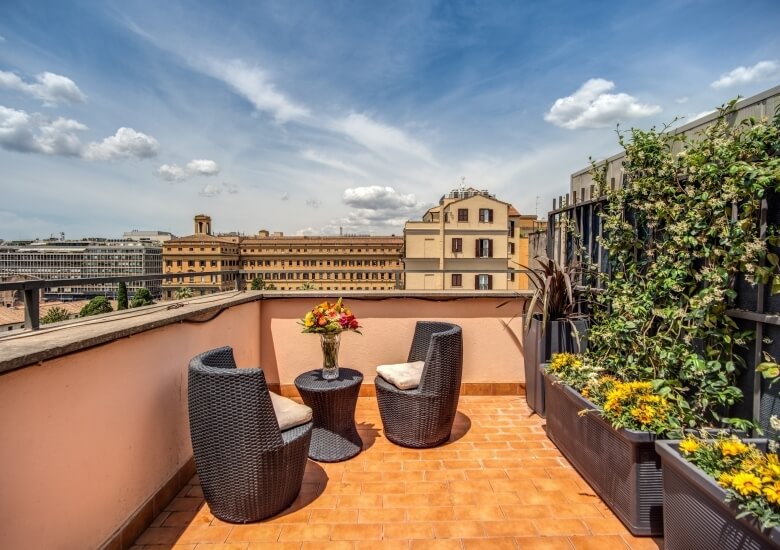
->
[545, 78, 661, 130]
[711, 60, 779, 89]
[0, 70, 87, 106]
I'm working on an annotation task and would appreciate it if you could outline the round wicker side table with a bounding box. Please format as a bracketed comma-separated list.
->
[294, 368, 363, 462]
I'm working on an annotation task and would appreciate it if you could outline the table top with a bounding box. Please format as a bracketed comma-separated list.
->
[294, 368, 363, 392]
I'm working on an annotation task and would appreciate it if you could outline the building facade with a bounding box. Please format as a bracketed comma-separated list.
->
[161, 215, 241, 299]
[404, 187, 543, 290]
[0, 240, 163, 301]
[240, 233, 403, 291]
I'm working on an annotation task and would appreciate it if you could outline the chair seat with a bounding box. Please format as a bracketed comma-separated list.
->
[269, 391, 313, 430]
[376, 361, 425, 390]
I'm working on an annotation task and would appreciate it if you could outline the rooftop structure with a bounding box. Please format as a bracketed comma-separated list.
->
[0, 239, 163, 301]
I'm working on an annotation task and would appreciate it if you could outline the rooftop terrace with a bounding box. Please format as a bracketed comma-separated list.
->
[0, 291, 660, 549]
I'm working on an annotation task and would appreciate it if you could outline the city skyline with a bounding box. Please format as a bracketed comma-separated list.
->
[2, 0, 780, 240]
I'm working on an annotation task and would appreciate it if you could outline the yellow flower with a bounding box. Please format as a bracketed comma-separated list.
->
[718, 472, 733, 488]
[679, 438, 700, 454]
[763, 484, 780, 505]
[304, 312, 315, 327]
[720, 439, 749, 458]
[731, 472, 762, 497]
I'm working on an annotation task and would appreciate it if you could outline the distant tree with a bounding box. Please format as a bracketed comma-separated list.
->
[250, 277, 265, 290]
[41, 306, 70, 324]
[175, 287, 193, 299]
[117, 281, 128, 310]
[265, 282, 277, 290]
[79, 296, 113, 317]
[298, 282, 316, 290]
[130, 287, 155, 308]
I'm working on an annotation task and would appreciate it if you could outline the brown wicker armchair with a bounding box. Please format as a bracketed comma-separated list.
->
[375, 322, 463, 448]
[188, 346, 312, 523]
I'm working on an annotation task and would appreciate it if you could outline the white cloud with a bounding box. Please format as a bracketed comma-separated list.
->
[0, 35, 6, 43]
[199, 184, 222, 197]
[301, 149, 367, 176]
[0, 70, 87, 106]
[157, 163, 186, 182]
[84, 127, 159, 161]
[306, 199, 322, 209]
[202, 59, 308, 122]
[333, 113, 436, 164]
[186, 158, 220, 175]
[222, 182, 239, 194]
[711, 60, 779, 89]
[343, 186, 419, 210]
[675, 97, 689, 104]
[0, 105, 85, 156]
[545, 78, 661, 129]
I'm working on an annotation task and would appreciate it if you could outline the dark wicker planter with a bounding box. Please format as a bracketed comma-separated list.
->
[656, 440, 780, 550]
[523, 316, 587, 417]
[543, 372, 663, 536]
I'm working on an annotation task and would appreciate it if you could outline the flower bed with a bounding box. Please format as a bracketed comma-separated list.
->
[656, 439, 780, 549]
[544, 372, 664, 536]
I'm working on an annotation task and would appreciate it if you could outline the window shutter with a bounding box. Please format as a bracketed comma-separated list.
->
[474, 275, 479, 289]
[489, 209, 494, 223]
[488, 239, 493, 258]
[475, 240, 480, 257]
[488, 275, 493, 289]
[452, 239, 457, 253]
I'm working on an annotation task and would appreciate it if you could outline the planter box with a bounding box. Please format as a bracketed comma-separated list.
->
[543, 373, 663, 536]
[656, 440, 780, 550]
[523, 316, 587, 417]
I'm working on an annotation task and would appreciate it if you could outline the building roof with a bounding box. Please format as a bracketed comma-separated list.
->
[164, 233, 237, 246]
[241, 235, 403, 246]
[0, 301, 101, 326]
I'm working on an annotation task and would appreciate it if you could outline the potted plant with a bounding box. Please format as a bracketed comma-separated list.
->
[522, 256, 588, 417]
[543, 352, 680, 536]
[299, 298, 361, 380]
[656, 434, 780, 549]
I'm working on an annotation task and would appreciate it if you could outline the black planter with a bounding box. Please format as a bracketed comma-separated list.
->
[523, 315, 587, 417]
[656, 440, 780, 550]
[544, 373, 663, 536]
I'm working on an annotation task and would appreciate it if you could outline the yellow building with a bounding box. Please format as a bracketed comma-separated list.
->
[162, 215, 241, 299]
[404, 188, 543, 290]
[240, 232, 403, 291]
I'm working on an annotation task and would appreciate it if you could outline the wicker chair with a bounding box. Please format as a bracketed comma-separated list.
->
[375, 322, 463, 448]
[188, 346, 312, 523]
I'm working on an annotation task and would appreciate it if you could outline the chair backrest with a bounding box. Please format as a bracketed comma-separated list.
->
[408, 322, 463, 395]
[188, 346, 283, 449]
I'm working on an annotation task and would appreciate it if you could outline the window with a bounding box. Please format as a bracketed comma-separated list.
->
[508, 242, 515, 255]
[508, 220, 515, 236]
[451, 274, 462, 287]
[452, 238, 463, 253]
[475, 274, 493, 290]
[188, 260, 195, 267]
[508, 271, 516, 281]
[458, 208, 468, 222]
[479, 208, 494, 223]
[476, 239, 493, 258]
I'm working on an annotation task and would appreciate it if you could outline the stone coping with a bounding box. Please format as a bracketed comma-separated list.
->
[0, 290, 531, 376]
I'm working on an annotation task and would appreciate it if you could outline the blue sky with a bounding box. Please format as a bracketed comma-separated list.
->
[1, 0, 779, 240]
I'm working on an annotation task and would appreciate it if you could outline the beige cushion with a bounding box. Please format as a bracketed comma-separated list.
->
[269, 391, 312, 431]
[376, 361, 426, 390]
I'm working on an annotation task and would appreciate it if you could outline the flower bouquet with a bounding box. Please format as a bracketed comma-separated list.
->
[300, 299, 361, 380]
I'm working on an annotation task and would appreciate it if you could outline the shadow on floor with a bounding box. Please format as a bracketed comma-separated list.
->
[447, 411, 472, 443]
[357, 421, 381, 451]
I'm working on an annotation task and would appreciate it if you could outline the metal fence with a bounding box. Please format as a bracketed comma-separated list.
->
[547, 190, 780, 433]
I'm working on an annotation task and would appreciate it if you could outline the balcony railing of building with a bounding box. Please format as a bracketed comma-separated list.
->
[1, 268, 538, 331]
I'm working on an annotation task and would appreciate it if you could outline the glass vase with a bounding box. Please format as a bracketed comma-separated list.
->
[319, 332, 341, 380]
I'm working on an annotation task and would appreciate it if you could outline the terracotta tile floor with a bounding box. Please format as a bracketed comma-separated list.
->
[132, 396, 663, 550]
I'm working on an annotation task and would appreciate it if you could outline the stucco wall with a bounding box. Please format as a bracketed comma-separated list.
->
[0, 301, 261, 550]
